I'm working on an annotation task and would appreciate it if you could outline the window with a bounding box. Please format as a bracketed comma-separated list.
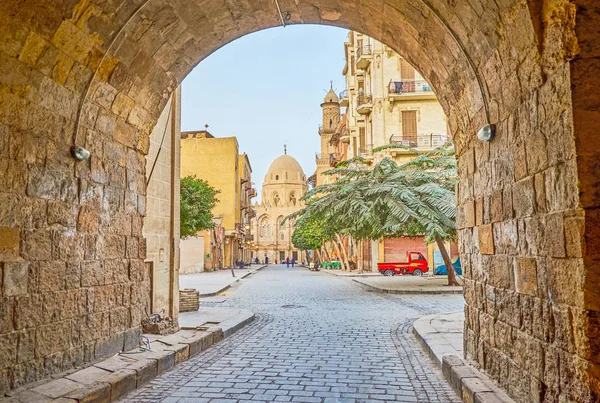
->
[401, 110, 417, 143]
[280, 233, 285, 241]
[410, 252, 425, 261]
[275, 175, 279, 180]
[400, 59, 415, 81]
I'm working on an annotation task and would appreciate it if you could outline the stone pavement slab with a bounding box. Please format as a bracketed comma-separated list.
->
[179, 264, 266, 296]
[2, 306, 255, 403]
[413, 311, 464, 366]
[353, 275, 463, 294]
[179, 307, 255, 337]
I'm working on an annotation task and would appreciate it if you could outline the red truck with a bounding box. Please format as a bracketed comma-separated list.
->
[377, 251, 428, 276]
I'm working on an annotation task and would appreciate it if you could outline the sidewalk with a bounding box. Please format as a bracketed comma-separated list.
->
[413, 312, 514, 402]
[3, 306, 255, 403]
[412, 311, 464, 366]
[320, 269, 381, 277]
[353, 275, 463, 294]
[179, 264, 266, 296]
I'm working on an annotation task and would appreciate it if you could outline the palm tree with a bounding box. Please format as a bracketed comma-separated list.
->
[286, 142, 459, 285]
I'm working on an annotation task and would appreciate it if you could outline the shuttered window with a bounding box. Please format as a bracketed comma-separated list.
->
[401, 110, 417, 141]
[400, 59, 415, 81]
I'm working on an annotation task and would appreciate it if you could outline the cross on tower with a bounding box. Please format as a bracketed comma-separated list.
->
[284, 144, 287, 154]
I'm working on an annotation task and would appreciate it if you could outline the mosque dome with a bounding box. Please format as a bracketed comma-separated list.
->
[264, 154, 306, 184]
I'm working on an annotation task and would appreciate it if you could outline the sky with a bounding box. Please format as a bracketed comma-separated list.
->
[181, 25, 349, 201]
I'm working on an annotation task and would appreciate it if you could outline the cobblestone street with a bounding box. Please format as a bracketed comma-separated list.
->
[121, 266, 464, 403]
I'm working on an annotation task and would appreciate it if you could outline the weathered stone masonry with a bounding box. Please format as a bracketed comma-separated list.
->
[0, 0, 598, 401]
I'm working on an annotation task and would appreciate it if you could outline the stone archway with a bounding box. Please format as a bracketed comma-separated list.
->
[0, 0, 598, 401]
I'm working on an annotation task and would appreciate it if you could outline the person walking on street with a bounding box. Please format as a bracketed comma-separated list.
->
[285, 257, 290, 268]
[291, 257, 296, 268]
[265, 254, 269, 265]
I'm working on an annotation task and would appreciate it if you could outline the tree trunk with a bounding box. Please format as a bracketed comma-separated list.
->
[435, 234, 458, 286]
[314, 249, 322, 264]
[332, 240, 344, 269]
[336, 234, 351, 271]
[323, 244, 332, 262]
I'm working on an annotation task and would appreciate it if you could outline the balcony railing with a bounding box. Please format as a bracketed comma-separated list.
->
[389, 134, 448, 149]
[356, 45, 372, 69]
[356, 94, 372, 106]
[359, 144, 373, 156]
[357, 45, 372, 58]
[388, 80, 432, 95]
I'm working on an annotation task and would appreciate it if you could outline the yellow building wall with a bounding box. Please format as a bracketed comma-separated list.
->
[180, 137, 239, 231]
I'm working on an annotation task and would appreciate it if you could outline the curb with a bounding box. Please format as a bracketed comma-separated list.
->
[412, 316, 515, 402]
[441, 355, 515, 403]
[6, 316, 256, 403]
[320, 270, 381, 278]
[352, 278, 463, 294]
[198, 265, 266, 297]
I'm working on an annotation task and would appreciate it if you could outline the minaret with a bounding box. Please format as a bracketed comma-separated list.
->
[316, 82, 340, 186]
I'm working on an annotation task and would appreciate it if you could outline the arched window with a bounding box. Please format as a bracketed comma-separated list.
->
[280, 233, 285, 240]
[329, 119, 333, 128]
[289, 192, 296, 206]
[275, 175, 279, 180]
[273, 192, 280, 207]
[259, 217, 271, 238]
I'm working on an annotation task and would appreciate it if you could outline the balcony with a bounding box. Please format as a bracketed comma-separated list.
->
[247, 188, 257, 198]
[388, 80, 436, 101]
[358, 144, 374, 162]
[356, 94, 373, 115]
[356, 45, 372, 70]
[389, 133, 448, 150]
[329, 152, 343, 167]
[339, 90, 349, 107]
[340, 135, 350, 143]
[247, 208, 256, 218]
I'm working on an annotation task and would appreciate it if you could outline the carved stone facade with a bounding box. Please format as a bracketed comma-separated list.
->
[254, 154, 308, 263]
[0, 0, 597, 401]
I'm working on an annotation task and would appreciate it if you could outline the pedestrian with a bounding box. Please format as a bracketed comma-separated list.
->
[255, 257, 259, 264]
[285, 257, 290, 268]
[265, 254, 269, 265]
[291, 257, 296, 267]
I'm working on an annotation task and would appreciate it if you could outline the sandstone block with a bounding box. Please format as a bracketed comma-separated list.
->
[4, 261, 29, 296]
[31, 377, 82, 399]
[545, 212, 565, 258]
[36, 320, 71, 357]
[64, 382, 110, 403]
[514, 257, 537, 296]
[51, 21, 95, 65]
[0, 227, 20, 260]
[47, 201, 77, 228]
[95, 332, 125, 359]
[479, 224, 495, 255]
[465, 200, 475, 228]
[126, 358, 156, 387]
[512, 177, 535, 218]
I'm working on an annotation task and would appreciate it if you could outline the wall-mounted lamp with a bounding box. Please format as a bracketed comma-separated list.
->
[477, 124, 496, 142]
[71, 146, 90, 161]
[245, 224, 250, 230]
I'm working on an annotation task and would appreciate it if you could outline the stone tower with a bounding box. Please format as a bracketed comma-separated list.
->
[316, 84, 341, 185]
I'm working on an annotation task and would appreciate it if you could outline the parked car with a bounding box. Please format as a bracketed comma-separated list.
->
[377, 251, 428, 276]
[434, 257, 462, 275]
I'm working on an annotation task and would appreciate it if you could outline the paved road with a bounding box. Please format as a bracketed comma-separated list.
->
[121, 265, 464, 403]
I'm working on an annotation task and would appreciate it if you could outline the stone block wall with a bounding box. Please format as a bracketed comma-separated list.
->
[179, 289, 199, 313]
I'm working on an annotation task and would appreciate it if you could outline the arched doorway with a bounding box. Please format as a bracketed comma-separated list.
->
[0, 1, 597, 401]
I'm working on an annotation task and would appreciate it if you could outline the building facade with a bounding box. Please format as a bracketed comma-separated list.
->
[326, 31, 457, 271]
[180, 131, 255, 269]
[254, 152, 308, 263]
